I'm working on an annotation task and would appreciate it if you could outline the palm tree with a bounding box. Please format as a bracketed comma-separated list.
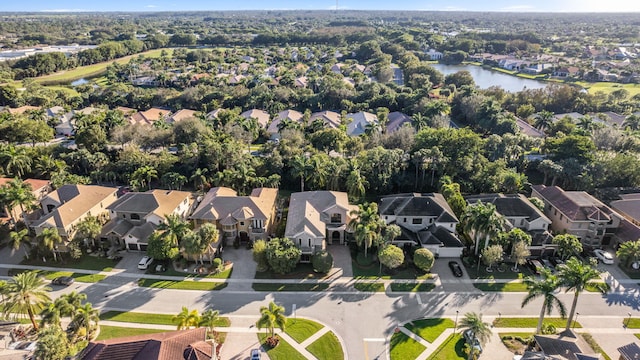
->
[460, 201, 506, 255]
[1, 179, 36, 224]
[0, 145, 32, 178]
[521, 269, 566, 334]
[557, 257, 608, 332]
[533, 110, 554, 131]
[577, 115, 596, 133]
[3, 271, 51, 331]
[158, 214, 190, 246]
[617, 240, 640, 268]
[197, 223, 219, 264]
[190, 168, 209, 191]
[40, 297, 73, 328]
[9, 228, 32, 259]
[622, 114, 640, 131]
[199, 308, 220, 337]
[458, 312, 492, 360]
[349, 203, 385, 258]
[73, 215, 102, 247]
[345, 161, 367, 202]
[256, 301, 287, 340]
[38, 227, 63, 261]
[290, 154, 311, 192]
[72, 302, 100, 341]
[131, 165, 158, 190]
[60, 291, 87, 310]
[173, 306, 201, 330]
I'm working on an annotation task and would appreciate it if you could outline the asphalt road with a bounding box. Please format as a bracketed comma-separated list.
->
[54, 280, 640, 360]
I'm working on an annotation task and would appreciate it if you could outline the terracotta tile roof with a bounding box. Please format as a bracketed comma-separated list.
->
[191, 187, 277, 223]
[140, 108, 171, 123]
[532, 185, 615, 222]
[310, 111, 341, 128]
[169, 109, 198, 123]
[285, 191, 356, 238]
[108, 190, 191, 220]
[81, 328, 210, 360]
[240, 109, 270, 128]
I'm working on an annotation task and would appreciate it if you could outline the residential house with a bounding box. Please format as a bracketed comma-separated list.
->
[345, 111, 378, 137]
[129, 107, 172, 126]
[285, 191, 357, 262]
[101, 190, 193, 251]
[592, 111, 626, 128]
[267, 110, 304, 138]
[0, 178, 51, 224]
[167, 109, 198, 124]
[426, 49, 443, 60]
[131, 76, 159, 87]
[379, 193, 463, 257]
[331, 63, 344, 74]
[310, 110, 341, 129]
[80, 328, 213, 360]
[45, 106, 75, 136]
[465, 194, 555, 256]
[531, 185, 623, 248]
[611, 193, 640, 227]
[30, 185, 119, 246]
[4, 105, 39, 115]
[516, 118, 546, 138]
[206, 109, 223, 121]
[294, 76, 308, 88]
[190, 187, 278, 244]
[530, 330, 600, 360]
[618, 343, 640, 360]
[553, 112, 584, 123]
[553, 66, 580, 78]
[240, 109, 270, 129]
[386, 112, 413, 133]
[522, 63, 552, 75]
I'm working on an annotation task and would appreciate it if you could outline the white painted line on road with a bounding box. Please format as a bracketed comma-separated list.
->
[292, 303, 296, 318]
[416, 293, 422, 305]
[363, 338, 386, 342]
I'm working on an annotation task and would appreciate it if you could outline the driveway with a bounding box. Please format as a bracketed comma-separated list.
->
[223, 247, 256, 291]
[433, 258, 477, 292]
[328, 244, 352, 278]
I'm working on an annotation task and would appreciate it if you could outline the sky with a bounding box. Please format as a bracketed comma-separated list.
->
[2, 0, 640, 12]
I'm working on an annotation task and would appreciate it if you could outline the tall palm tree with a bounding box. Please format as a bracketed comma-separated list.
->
[557, 257, 608, 331]
[290, 154, 311, 192]
[622, 114, 640, 131]
[173, 307, 201, 330]
[9, 228, 32, 259]
[458, 312, 492, 360]
[616, 240, 640, 268]
[72, 302, 100, 341]
[349, 202, 384, 258]
[60, 291, 87, 310]
[158, 214, 190, 246]
[1, 179, 36, 224]
[256, 301, 287, 339]
[4, 271, 51, 331]
[73, 215, 102, 246]
[460, 201, 506, 255]
[40, 297, 74, 328]
[38, 227, 63, 261]
[521, 269, 566, 334]
[0, 145, 32, 178]
[345, 161, 367, 202]
[190, 168, 209, 191]
[533, 110, 554, 131]
[199, 308, 220, 337]
[197, 223, 219, 264]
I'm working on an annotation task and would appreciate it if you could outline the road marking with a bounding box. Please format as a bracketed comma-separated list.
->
[292, 303, 296, 318]
[416, 293, 422, 305]
[363, 338, 386, 342]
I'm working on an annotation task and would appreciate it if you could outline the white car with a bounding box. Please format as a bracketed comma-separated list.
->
[138, 256, 154, 270]
[593, 249, 614, 265]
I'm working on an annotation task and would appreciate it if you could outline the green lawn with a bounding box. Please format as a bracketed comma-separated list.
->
[306, 331, 344, 360]
[473, 282, 529, 292]
[389, 331, 426, 360]
[255, 263, 330, 280]
[581, 333, 612, 360]
[21, 255, 117, 271]
[257, 333, 307, 360]
[96, 325, 170, 340]
[99, 311, 230, 327]
[405, 318, 455, 343]
[389, 282, 435, 292]
[354, 282, 386, 292]
[493, 317, 581, 328]
[463, 262, 531, 280]
[137, 278, 227, 291]
[285, 318, 323, 343]
[252, 283, 329, 292]
[574, 81, 640, 97]
[351, 260, 433, 280]
[635, 334, 640, 340]
[151, 264, 232, 279]
[10, 269, 106, 283]
[624, 318, 640, 328]
[585, 282, 608, 292]
[426, 333, 465, 360]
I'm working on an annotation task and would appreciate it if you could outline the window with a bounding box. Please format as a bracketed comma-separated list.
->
[554, 209, 557, 215]
[240, 221, 244, 226]
[403, 218, 407, 223]
[131, 214, 140, 220]
[560, 214, 563, 220]
[330, 213, 342, 223]
[520, 219, 524, 226]
[308, 239, 311, 247]
[412, 218, 422, 225]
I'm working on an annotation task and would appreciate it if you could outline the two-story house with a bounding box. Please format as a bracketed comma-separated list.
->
[531, 185, 623, 248]
[190, 187, 278, 244]
[30, 185, 119, 248]
[379, 193, 463, 257]
[465, 194, 555, 256]
[101, 190, 193, 251]
[285, 191, 357, 262]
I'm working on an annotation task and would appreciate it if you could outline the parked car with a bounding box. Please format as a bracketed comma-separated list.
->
[51, 276, 75, 286]
[250, 349, 261, 360]
[527, 259, 544, 275]
[549, 257, 565, 268]
[138, 256, 154, 270]
[593, 249, 614, 265]
[541, 258, 554, 271]
[463, 329, 482, 353]
[448, 261, 463, 277]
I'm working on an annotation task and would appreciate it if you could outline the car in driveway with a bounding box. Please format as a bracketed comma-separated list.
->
[527, 259, 544, 275]
[593, 249, 614, 264]
[138, 256, 154, 270]
[51, 276, 75, 286]
[463, 329, 482, 353]
[250, 349, 261, 360]
[448, 261, 463, 277]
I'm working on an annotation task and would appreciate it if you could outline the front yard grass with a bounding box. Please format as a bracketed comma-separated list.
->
[404, 318, 455, 343]
[257, 333, 307, 360]
[9, 269, 106, 283]
[353, 282, 386, 292]
[500, 332, 534, 354]
[150, 263, 232, 279]
[463, 262, 531, 280]
[137, 278, 227, 291]
[21, 254, 117, 271]
[351, 257, 433, 280]
[306, 331, 344, 360]
[426, 333, 465, 360]
[493, 317, 581, 328]
[252, 283, 329, 292]
[618, 265, 640, 279]
[255, 262, 330, 280]
[99, 311, 230, 327]
[285, 318, 323, 343]
[96, 325, 170, 340]
[624, 318, 640, 328]
[389, 282, 435, 292]
[581, 333, 612, 360]
[389, 331, 426, 360]
[473, 282, 529, 292]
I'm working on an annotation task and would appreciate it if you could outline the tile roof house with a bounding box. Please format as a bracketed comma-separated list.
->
[379, 193, 463, 257]
[531, 185, 624, 248]
[532, 330, 600, 360]
[45, 106, 75, 136]
[129, 108, 172, 126]
[309, 111, 341, 129]
[190, 187, 278, 244]
[618, 343, 640, 360]
[516, 118, 546, 138]
[0, 178, 51, 224]
[80, 328, 213, 360]
[611, 193, 640, 227]
[4, 105, 39, 115]
[240, 109, 270, 129]
[465, 194, 555, 256]
[267, 110, 304, 138]
[345, 111, 378, 137]
[167, 109, 198, 124]
[386, 112, 413, 133]
[285, 191, 357, 261]
[30, 185, 119, 245]
[101, 190, 193, 251]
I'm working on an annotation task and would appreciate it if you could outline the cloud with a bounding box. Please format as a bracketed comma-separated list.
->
[145, 5, 157, 8]
[40, 9, 90, 12]
[498, 5, 536, 11]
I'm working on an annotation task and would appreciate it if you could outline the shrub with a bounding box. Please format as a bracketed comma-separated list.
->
[252, 239, 269, 272]
[265, 237, 302, 274]
[378, 244, 404, 270]
[212, 258, 223, 272]
[413, 248, 435, 272]
[312, 250, 333, 273]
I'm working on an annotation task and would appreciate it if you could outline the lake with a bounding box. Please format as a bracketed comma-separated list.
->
[70, 78, 89, 86]
[430, 63, 550, 92]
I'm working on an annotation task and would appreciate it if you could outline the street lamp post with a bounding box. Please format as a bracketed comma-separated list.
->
[627, 312, 632, 328]
[477, 254, 483, 275]
[454, 310, 459, 334]
[573, 312, 579, 330]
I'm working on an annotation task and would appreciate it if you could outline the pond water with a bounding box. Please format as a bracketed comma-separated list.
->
[70, 78, 89, 86]
[430, 63, 550, 92]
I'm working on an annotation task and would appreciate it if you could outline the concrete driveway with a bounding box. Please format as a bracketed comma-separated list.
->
[433, 258, 477, 292]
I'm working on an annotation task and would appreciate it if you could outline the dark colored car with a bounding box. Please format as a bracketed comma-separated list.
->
[448, 261, 463, 277]
[51, 276, 75, 286]
[527, 259, 544, 275]
[549, 257, 565, 268]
